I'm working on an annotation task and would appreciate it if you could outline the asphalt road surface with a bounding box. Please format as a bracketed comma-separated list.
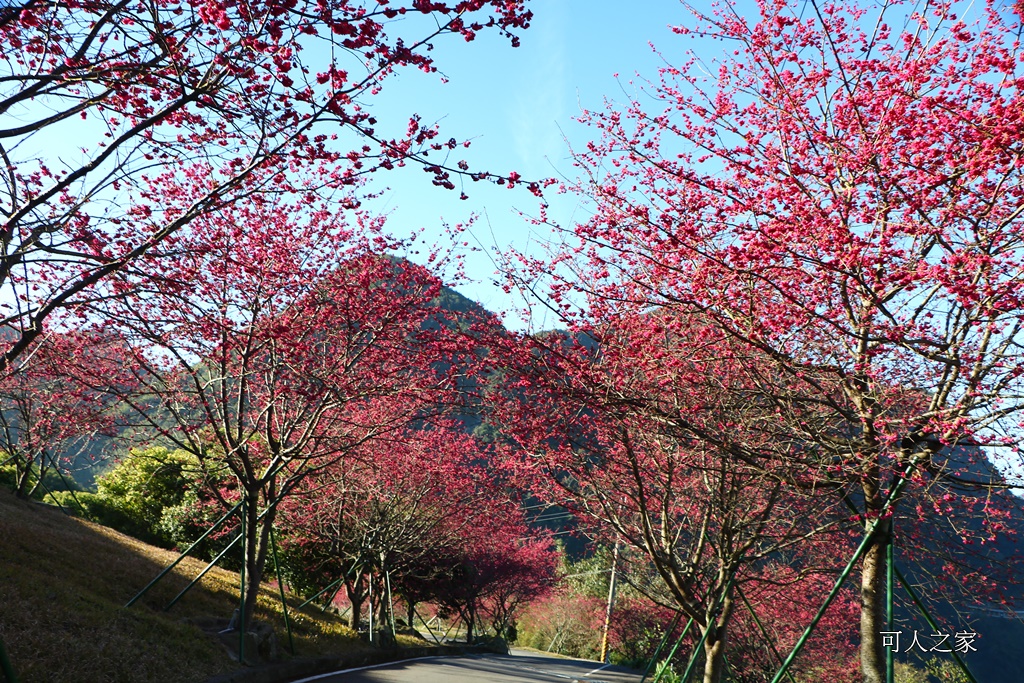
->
[292, 649, 647, 683]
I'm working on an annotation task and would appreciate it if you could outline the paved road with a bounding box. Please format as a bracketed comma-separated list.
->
[293, 649, 646, 683]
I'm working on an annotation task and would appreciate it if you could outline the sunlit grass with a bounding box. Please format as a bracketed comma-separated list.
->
[0, 490, 371, 682]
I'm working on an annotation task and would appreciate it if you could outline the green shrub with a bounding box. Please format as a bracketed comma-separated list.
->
[156, 487, 243, 568]
[43, 447, 201, 547]
[45, 490, 129, 527]
[652, 659, 682, 683]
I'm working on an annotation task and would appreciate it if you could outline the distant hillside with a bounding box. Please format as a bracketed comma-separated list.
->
[891, 444, 1024, 682]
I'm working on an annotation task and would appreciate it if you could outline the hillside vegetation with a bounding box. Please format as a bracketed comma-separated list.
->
[0, 490, 372, 683]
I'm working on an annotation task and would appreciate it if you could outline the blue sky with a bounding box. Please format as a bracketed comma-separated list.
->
[359, 0, 1010, 330]
[359, 0, 687, 328]
[355, 1, 1024, 490]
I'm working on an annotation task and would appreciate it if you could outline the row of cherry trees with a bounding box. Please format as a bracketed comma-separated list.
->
[0, 0, 560, 640]
[492, 1, 1024, 682]
[4, 0, 1024, 679]
[0, 0, 538, 517]
[277, 425, 557, 642]
[1, 196, 560, 632]
[486, 314, 858, 680]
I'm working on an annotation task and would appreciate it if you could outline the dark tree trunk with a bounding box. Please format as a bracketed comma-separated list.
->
[345, 572, 368, 631]
[14, 460, 32, 498]
[240, 491, 273, 630]
[376, 589, 389, 632]
[348, 588, 364, 631]
[465, 603, 476, 644]
[701, 584, 734, 683]
[860, 516, 890, 683]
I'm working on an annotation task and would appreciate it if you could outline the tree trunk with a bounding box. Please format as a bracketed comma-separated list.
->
[346, 576, 367, 631]
[351, 596, 363, 630]
[465, 604, 476, 644]
[701, 587, 734, 683]
[25, 449, 56, 499]
[14, 460, 32, 498]
[240, 492, 272, 629]
[860, 516, 890, 683]
[376, 588, 389, 632]
[702, 633, 728, 683]
[26, 477, 42, 498]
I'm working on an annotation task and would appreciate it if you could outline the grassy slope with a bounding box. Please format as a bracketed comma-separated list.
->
[0, 490, 371, 683]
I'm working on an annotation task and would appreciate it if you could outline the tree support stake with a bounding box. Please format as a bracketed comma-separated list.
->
[298, 578, 343, 610]
[886, 524, 894, 683]
[639, 612, 683, 683]
[441, 614, 460, 643]
[770, 466, 914, 683]
[0, 636, 18, 683]
[649, 616, 694, 683]
[737, 584, 797, 683]
[385, 570, 397, 641]
[165, 529, 242, 611]
[894, 564, 978, 683]
[125, 501, 242, 608]
[414, 606, 443, 645]
[270, 526, 295, 655]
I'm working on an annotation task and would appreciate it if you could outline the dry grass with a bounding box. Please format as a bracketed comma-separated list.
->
[0, 490, 370, 683]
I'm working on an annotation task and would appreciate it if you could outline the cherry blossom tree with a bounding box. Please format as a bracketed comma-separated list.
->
[279, 425, 499, 631]
[487, 311, 847, 683]
[279, 423, 556, 640]
[478, 537, 557, 640]
[431, 519, 556, 644]
[0, 328, 126, 498]
[0, 0, 533, 371]
[520, 1, 1024, 680]
[98, 191, 495, 626]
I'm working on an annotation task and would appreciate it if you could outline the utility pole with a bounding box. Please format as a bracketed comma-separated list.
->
[599, 541, 620, 663]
